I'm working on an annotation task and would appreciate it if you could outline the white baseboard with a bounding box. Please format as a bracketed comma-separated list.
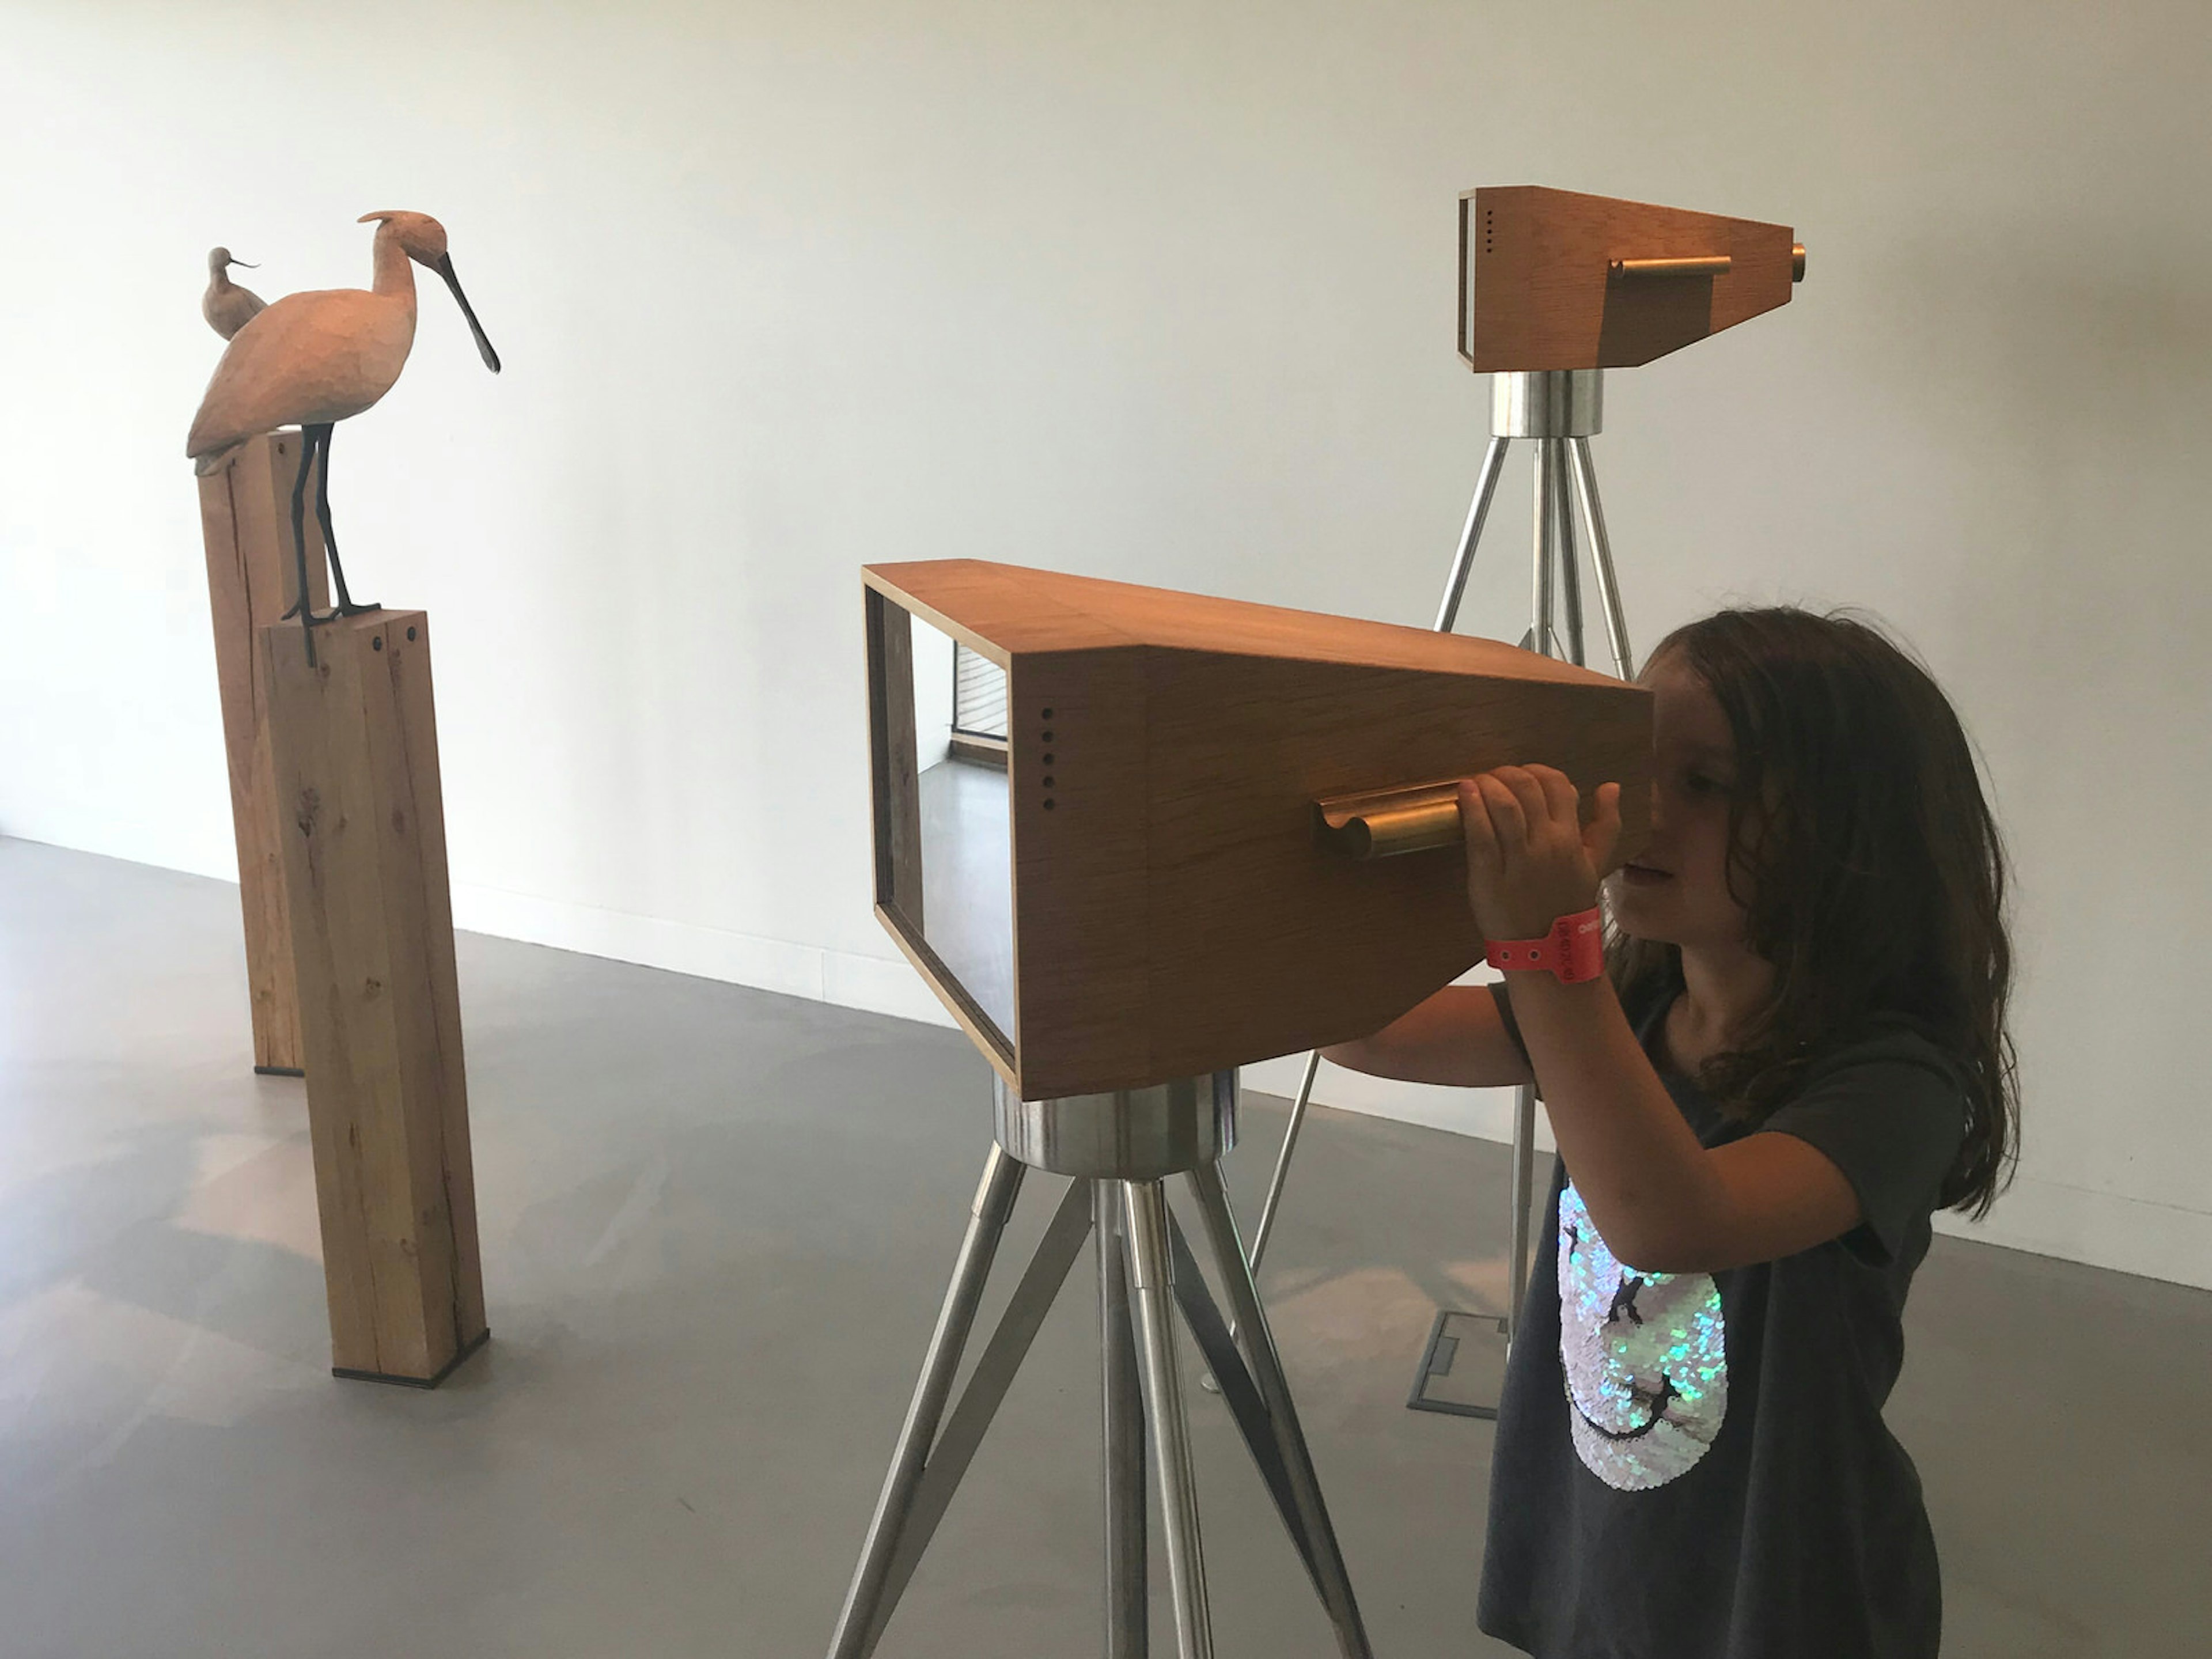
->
[16, 837, 2207, 1292]
[449, 880, 958, 1032]
[1929, 1173, 2212, 1290]
[415, 878, 2212, 1296]
[1237, 1051, 1559, 1149]
[1236, 1054, 2212, 1292]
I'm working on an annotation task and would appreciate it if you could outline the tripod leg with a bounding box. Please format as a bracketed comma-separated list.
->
[1569, 437, 1636, 679]
[1252, 431, 1509, 1406]
[1230, 426, 1507, 1361]
[1248, 1048, 1317, 1283]
[827, 1145, 1025, 1659]
[862, 1177, 1093, 1653]
[1099, 1182, 1149, 1659]
[1435, 435, 1510, 632]
[1185, 1162, 1374, 1659]
[1501, 445, 1567, 1361]
[1203, 1046, 1318, 1374]
[1527, 442, 1557, 658]
[1123, 1180, 1214, 1659]
[1550, 441, 1586, 668]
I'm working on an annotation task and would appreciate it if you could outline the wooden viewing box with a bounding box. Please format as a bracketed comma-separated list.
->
[865, 559, 1653, 1101]
[1460, 185, 1804, 372]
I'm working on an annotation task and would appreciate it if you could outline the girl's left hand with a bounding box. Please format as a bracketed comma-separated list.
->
[1457, 766, 1623, 943]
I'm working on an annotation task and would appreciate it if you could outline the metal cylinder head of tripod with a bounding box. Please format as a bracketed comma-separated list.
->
[993, 1071, 1238, 1180]
[1492, 369, 1603, 440]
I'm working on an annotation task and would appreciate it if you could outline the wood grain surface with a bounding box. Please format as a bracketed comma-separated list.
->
[865, 560, 1653, 1100]
[264, 611, 487, 1383]
[197, 430, 330, 1072]
[1460, 185, 1798, 372]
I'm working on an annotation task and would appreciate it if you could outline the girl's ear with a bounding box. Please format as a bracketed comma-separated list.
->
[1738, 777, 1786, 855]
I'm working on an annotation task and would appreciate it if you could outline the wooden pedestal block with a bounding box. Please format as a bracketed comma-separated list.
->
[198, 431, 331, 1074]
[264, 611, 488, 1386]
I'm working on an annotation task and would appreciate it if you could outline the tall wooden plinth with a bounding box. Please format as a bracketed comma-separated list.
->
[263, 611, 488, 1387]
[199, 431, 331, 1074]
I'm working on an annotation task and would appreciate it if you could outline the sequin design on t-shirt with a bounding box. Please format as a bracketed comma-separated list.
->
[1557, 1181, 1728, 1490]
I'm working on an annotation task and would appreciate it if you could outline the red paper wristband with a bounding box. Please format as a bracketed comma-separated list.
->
[1484, 905, 1605, 983]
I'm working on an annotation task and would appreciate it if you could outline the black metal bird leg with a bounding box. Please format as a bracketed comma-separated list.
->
[282, 431, 320, 625]
[313, 424, 377, 619]
[282, 427, 337, 666]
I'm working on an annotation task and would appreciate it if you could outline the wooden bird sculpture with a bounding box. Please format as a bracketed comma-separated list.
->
[201, 248, 266, 339]
[186, 210, 501, 649]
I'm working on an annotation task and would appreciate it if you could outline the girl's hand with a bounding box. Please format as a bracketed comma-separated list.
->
[1457, 766, 1623, 942]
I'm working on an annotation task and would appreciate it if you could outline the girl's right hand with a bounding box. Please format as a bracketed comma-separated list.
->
[1458, 766, 1622, 941]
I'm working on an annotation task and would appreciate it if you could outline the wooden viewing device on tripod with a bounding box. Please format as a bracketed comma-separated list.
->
[828, 558, 1650, 1659]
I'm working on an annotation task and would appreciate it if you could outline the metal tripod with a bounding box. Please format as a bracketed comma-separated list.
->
[1240, 369, 1638, 1408]
[825, 1072, 1372, 1659]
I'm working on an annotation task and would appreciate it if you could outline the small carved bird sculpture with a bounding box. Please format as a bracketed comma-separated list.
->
[201, 248, 266, 340]
[186, 211, 501, 654]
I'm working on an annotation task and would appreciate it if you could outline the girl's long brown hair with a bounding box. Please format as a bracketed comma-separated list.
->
[1605, 607, 2020, 1218]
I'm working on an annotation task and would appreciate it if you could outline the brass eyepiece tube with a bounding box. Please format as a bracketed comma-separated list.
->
[1316, 782, 1467, 859]
[1608, 255, 1732, 281]
[1793, 243, 1806, 282]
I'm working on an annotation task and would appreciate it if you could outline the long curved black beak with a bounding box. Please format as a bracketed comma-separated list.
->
[436, 253, 502, 373]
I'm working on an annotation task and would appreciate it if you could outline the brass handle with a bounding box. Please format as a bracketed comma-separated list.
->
[1609, 255, 1732, 280]
[1316, 782, 1466, 859]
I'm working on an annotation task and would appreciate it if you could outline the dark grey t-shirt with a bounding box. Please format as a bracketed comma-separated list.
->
[1477, 975, 1968, 1659]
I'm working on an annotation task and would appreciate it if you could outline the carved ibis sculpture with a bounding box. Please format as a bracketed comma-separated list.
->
[186, 211, 500, 645]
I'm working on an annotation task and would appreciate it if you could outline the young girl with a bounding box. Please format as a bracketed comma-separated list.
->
[1325, 607, 2017, 1658]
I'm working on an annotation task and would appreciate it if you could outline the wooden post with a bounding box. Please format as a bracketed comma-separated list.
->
[264, 610, 488, 1386]
[198, 430, 331, 1074]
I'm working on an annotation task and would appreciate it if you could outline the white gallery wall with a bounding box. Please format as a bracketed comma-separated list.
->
[2, 2, 2207, 1288]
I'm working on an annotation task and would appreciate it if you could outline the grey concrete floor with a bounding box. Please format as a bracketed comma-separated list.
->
[0, 838, 2204, 1658]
